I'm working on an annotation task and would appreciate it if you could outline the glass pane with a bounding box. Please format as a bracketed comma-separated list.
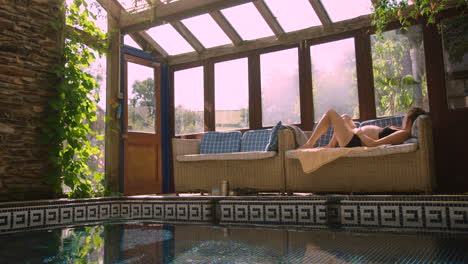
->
[311, 38, 359, 120]
[146, 24, 194, 55]
[116, 0, 149, 12]
[174, 67, 204, 135]
[261, 48, 301, 126]
[181, 14, 231, 48]
[321, 0, 372, 22]
[441, 16, 468, 109]
[221, 3, 274, 40]
[84, 50, 106, 182]
[264, 0, 321, 32]
[127, 62, 156, 133]
[371, 25, 428, 117]
[124, 35, 142, 49]
[215, 58, 249, 130]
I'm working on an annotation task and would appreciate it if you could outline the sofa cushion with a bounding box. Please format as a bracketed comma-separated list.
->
[265, 121, 285, 151]
[241, 129, 271, 152]
[286, 143, 417, 159]
[360, 116, 404, 128]
[177, 151, 276, 162]
[200, 131, 242, 154]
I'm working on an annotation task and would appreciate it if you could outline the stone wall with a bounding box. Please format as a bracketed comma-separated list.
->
[0, 0, 63, 201]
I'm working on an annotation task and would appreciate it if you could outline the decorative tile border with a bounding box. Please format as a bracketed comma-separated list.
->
[0, 198, 214, 234]
[0, 196, 467, 234]
[218, 200, 328, 226]
[340, 201, 468, 231]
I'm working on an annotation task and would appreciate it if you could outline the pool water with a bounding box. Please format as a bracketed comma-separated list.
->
[0, 222, 467, 264]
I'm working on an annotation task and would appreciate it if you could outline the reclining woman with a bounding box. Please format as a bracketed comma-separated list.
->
[299, 107, 426, 149]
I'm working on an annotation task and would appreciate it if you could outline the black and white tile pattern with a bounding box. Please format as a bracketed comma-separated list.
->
[0, 196, 467, 235]
[219, 200, 328, 226]
[0, 198, 214, 234]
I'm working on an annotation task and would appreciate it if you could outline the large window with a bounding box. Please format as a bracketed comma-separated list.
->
[174, 67, 204, 135]
[441, 15, 468, 109]
[260, 48, 301, 126]
[310, 38, 359, 120]
[214, 58, 249, 130]
[371, 25, 428, 117]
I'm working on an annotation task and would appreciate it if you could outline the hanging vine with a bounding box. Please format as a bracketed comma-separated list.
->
[42, 0, 110, 198]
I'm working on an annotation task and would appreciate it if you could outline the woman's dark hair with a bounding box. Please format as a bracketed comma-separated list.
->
[406, 107, 426, 123]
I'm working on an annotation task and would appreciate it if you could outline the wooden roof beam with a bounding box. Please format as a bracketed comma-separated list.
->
[253, 0, 284, 38]
[170, 21, 205, 53]
[209, 11, 243, 46]
[96, 0, 124, 21]
[129, 32, 169, 59]
[169, 14, 373, 65]
[308, 0, 332, 25]
[120, 0, 255, 33]
[97, 0, 167, 59]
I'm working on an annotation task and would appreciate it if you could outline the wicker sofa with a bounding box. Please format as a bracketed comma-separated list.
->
[283, 115, 435, 193]
[172, 130, 289, 193]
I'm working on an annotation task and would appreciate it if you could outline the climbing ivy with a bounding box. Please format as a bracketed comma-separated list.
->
[42, 0, 110, 198]
[371, 0, 467, 38]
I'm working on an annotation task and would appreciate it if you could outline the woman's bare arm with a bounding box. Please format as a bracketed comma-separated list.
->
[356, 128, 410, 147]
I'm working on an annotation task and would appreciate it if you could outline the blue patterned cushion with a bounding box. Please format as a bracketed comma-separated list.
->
[312, 121, 361, 147]
[360, 116, 404, 128]
[200, 131, 242, 154]
[265, 121, 285, 151]
[241, 129, 272, 152]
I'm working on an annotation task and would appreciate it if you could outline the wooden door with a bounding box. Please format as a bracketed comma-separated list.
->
[123, 55, 162, 195]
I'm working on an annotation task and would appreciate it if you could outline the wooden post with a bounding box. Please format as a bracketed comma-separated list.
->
[355, 28, 376, 121]
[105, 16, 122, 193]
[248, 53, 262, 129]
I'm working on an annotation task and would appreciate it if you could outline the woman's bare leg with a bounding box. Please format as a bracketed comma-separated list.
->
[301, 110, 355, 148]
[326, 114, 356, 148]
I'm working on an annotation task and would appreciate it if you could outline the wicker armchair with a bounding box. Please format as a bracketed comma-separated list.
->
[282, 116, 435, 193]
[172, 130, 290, 193]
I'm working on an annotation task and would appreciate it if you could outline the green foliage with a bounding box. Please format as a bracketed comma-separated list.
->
[372, 0, 467, 38]
[174, 105, 204, 135]
[41, 0, 112, 198]
[372, 32, 427, 116]
[44, 226, 104, 264]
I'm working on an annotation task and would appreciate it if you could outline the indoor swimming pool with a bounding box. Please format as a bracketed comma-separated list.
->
[1, 221, 468, 263]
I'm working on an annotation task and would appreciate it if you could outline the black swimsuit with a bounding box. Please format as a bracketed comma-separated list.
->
[345, 126, 398, 148]
[378, 126, 398, 139]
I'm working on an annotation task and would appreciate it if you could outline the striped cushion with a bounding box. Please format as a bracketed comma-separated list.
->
[313, 121, 361, 147]
[360, 116, 404, 128]
[241, 129, 272, 152]
[200, 131, 242, 154]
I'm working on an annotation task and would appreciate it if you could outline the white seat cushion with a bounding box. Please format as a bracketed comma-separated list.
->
[177, 151, 276, 162]
[286, 143, 418, 159]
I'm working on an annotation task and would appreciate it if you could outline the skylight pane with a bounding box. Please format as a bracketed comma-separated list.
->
[117, 0, 149, 12]
[124, 35, 142, 49]
[146, 24, 194, 55]
[321, 0, 373, 22]
[264, 0, 321, 32]
[182, 14, 231, 48]
[221, 3, 274, 40]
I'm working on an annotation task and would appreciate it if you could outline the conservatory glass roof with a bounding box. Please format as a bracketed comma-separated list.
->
[181, 14, 232, 48]
[264, 0, 321, 32]
[321, 0, 373, 22]
[221, 3, 274, 41]
[103, 0, 380, 57]
[146, 24, 195, 55]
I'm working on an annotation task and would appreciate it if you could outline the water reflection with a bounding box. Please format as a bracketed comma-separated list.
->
[0, 222, 467, 263]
